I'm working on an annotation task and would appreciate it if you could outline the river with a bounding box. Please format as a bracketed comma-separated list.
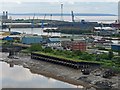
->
[0, 61, 83, 88]
[0, 28, 61, 36]
[11, 15, 118, 23]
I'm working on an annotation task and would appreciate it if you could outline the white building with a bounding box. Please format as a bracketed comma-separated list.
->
[94, 27, 118, 36]
[46, 38, 61, 47]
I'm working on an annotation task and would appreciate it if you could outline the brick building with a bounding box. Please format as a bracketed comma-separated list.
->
[71, 41, 86, 51]
[61, 41, 86, 51]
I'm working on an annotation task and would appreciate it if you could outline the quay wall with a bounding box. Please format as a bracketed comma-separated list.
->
[31, 52, 100, 69]
[2, 24, 41, 28]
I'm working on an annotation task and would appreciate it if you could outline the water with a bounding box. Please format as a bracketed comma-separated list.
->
[1, 28, 119, 44]
[0, 62, 82, 88]
[11, 15, 117, 23]
[0, 28, 61, 36]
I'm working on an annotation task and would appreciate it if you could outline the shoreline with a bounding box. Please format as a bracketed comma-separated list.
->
[1, 52, 119, 89]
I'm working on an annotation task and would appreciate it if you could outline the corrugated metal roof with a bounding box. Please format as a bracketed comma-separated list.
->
[3, 36, 13, 41]
[22, 36, 43, 44]
[48, 38, 60, 43]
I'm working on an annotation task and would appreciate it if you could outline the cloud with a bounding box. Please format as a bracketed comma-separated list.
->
[1, 62, 79, 88]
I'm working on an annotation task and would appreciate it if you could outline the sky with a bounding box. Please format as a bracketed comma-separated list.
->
[0, 0, 119, 3]
[0, 0, 119, 14]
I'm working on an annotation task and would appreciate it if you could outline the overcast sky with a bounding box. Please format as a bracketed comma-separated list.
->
[0, 0, 119, 14]
[0, 0, 119, 3]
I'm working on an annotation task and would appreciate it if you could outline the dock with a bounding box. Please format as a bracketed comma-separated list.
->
[31, 52, 100, 69]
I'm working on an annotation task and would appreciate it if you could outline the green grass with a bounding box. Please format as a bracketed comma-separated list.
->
[33, 51, 120, 72]
[33, 51, 101, 64]
[0, 40, 2, 43]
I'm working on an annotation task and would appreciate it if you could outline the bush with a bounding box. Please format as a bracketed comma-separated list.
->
[29, 44, 42, 52]
[108, 50, 114, 60]
[43, 47, 53, 53]
[73, 50, 82, 56]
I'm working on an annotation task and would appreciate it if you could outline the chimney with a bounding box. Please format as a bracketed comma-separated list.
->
[3, 11, 5, 16]
[6, 11, 8, 19]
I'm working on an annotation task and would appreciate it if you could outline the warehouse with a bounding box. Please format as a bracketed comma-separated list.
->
[111, 44, 120, 51]
[46, 37, 61, 47]
[22, 36, 43, 44]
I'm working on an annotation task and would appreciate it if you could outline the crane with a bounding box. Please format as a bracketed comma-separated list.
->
[31, 13, 35, 35]
[71, 11, 75, 22]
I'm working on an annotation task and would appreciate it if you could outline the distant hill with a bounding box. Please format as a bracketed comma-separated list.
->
[1, 13, 116, 16]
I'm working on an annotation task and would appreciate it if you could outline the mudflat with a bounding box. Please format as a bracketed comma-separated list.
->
[0, 52, 119, 89]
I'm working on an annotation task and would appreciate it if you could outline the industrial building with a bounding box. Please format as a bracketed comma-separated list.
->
[21, 36, 43, 44]
[3, 36, 13, 41]
[46, 38, 61, 47]
[21, 36, 61, 47]
[93, 40, 112, 49]
[0, 11, 10, 29]
[111, 44, 120, 51]
[62, 41, 86, 51]
[71, 41, 86, 51]
[94, 27, 118, 36]
[0, 11, 8, 21]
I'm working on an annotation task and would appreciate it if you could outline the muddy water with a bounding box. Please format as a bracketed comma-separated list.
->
[0, 62, 83, 88]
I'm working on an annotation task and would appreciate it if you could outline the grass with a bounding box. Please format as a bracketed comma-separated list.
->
[0, 40, 2, 43]
[33, 51, 101, 64]
[33, 51, 120, 72]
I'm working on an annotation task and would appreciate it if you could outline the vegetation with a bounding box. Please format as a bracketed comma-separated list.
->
[29, 43, 42, 52]
[112, 34, 120, 38]
[108, 50, 114, 60]
[26, 44, 120, 71]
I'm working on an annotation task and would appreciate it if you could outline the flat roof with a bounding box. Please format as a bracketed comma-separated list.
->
[94, 27, 116, 30]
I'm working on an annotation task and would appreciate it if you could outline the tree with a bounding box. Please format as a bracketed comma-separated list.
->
[73, 50, 82, 56]
[118, 51, 120, 56]
[30, 44, 42, 52]
[43, 47, 53, 53]
[108, 50, 114, 60]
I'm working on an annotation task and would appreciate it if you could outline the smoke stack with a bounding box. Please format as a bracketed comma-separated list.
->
[6, 11, 8, 15]
[3, 11, 5, 16]
[6, 11, 8, 19]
